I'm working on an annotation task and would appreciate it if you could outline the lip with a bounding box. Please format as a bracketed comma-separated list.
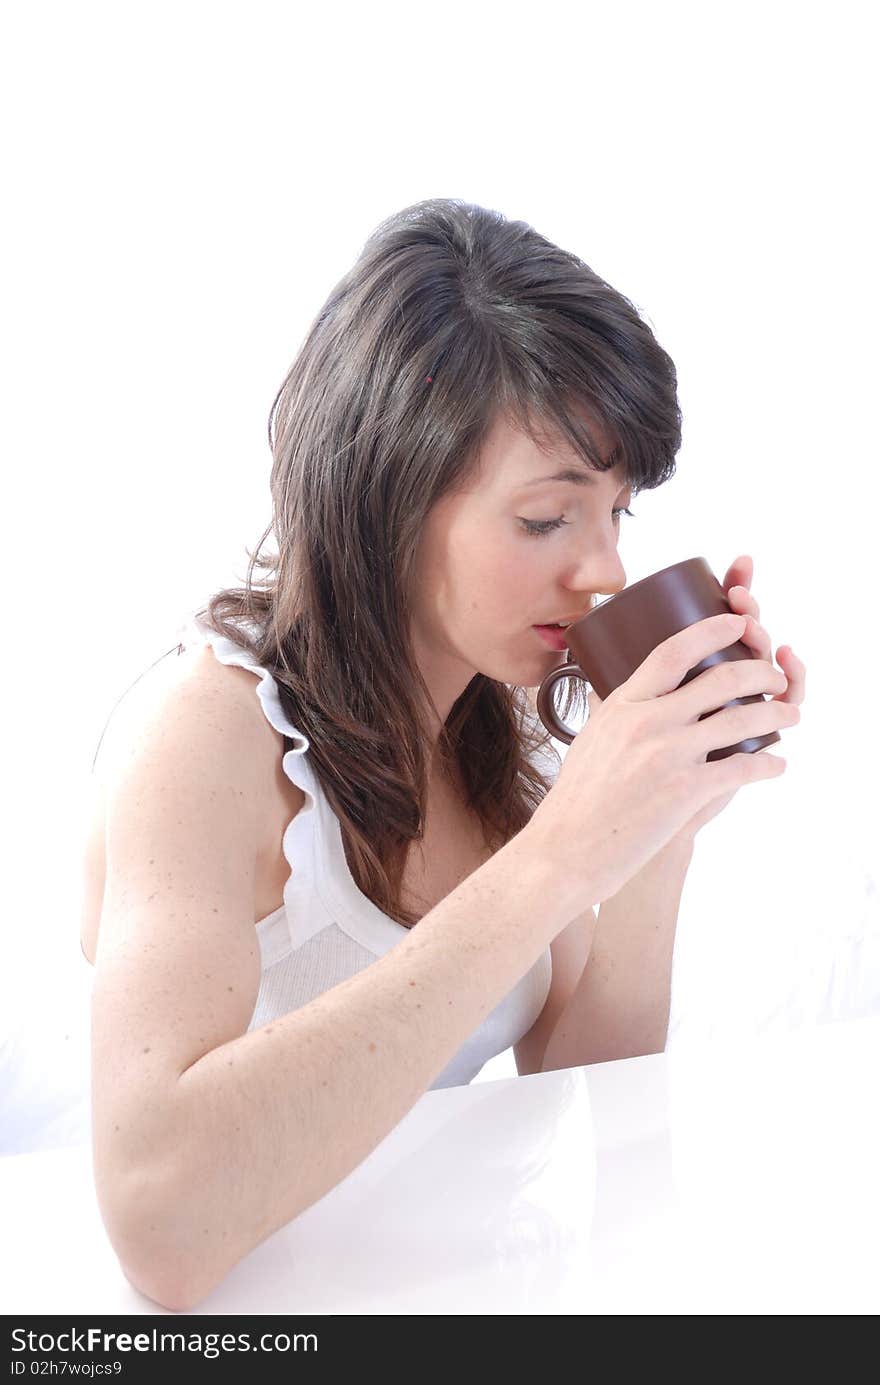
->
[533, 624, 572, 652]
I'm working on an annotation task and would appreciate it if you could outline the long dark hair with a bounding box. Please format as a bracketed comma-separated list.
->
[196, 197, 682, 927]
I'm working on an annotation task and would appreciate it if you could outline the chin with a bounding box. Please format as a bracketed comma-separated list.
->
[485, 656, 565, 690]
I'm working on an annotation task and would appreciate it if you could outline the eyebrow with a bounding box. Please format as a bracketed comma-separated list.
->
[519, 467, 628, 489]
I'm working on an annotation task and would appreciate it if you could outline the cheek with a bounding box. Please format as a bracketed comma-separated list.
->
[429, 512, 542, 627]
[464, 530, 543, 621]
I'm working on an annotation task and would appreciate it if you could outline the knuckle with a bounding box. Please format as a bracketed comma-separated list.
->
[727, 658, 783, 695]
[705, 662, 745, 701]
[622, 697, 654, 736]
[711, 694, 797, 740]
[718, 748, 749, 776]
[765, 658, 787, 688]
[653, 639, 679, 675]
[728, 702, 762, 736]
[742, 657, 770, 686]
[706, 756, 741, 793]
[735, 750, 763, 780]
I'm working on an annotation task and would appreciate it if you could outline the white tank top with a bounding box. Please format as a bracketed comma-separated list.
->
[174, 612, 557, 1088]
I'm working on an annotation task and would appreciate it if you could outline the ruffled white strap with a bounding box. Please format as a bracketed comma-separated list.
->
[176, 613, 329, 950]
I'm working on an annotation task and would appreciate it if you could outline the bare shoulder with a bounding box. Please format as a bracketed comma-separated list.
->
[94, 642, 281, 790]
[81, 639, 304, 965]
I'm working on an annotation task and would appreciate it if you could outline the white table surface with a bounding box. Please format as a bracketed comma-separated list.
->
[2, 1014, 879, 1316]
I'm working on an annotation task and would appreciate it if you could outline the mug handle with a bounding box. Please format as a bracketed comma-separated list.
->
[535, 661, 592, 744]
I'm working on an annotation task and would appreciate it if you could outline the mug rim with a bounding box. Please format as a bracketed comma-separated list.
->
[579, 555, 708, 624]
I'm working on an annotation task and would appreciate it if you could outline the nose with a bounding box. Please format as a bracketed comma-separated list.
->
[562, 545, 627, 605]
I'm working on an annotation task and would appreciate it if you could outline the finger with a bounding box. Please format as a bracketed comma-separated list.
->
[633, 612, 750, 701]
[724, 555, 754, 594]
[739, 612, 774, 665]
[776, 647, 807, 706]
[727, 583, 761, 621]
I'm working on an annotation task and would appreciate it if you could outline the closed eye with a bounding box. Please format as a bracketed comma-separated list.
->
[518, 507, 635, 538]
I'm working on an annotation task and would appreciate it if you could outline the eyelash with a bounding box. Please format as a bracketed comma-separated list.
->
[518, 507, 636, 538]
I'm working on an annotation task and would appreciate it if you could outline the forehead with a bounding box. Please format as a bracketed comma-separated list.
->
[473, 408, 625, 490]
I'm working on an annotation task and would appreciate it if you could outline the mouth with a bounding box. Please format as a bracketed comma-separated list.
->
[532, 624, 573, 652]
[537, 616, 578, 629]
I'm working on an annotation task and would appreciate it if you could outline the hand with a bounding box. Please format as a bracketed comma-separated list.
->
[585, 554, 807, 844]
[677, 554, 806, 840]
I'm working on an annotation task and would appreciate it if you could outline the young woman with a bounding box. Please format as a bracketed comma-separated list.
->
[81, 197, 804, 1311]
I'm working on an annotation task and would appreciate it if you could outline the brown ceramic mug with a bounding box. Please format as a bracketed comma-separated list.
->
[535, 556, 781, 762]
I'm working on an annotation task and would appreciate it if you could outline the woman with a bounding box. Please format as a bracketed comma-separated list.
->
[82, 197, 804, 1311]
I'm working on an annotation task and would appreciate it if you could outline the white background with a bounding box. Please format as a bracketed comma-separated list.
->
[1, 0, 877, 1131]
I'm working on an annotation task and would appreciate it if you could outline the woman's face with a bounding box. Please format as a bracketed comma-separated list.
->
[409, 410, 631, 725]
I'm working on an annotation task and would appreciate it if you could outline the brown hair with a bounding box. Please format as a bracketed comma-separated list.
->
[196, 197, 682, 927]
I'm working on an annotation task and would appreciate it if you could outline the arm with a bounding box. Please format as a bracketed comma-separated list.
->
[539, 833, 694, 1071]
[91, 657, 588, 1313]
[513, 905, 597, 1076]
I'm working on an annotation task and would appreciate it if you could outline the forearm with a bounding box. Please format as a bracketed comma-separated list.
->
[540, 834, 695, 1071]
[118, 826, 585, 1311]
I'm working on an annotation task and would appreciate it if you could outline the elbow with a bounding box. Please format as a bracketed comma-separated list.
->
[119, 1258, 208, 1315]
[120, 1263, 220, 1312]
[96, 1161, 223, 1314]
